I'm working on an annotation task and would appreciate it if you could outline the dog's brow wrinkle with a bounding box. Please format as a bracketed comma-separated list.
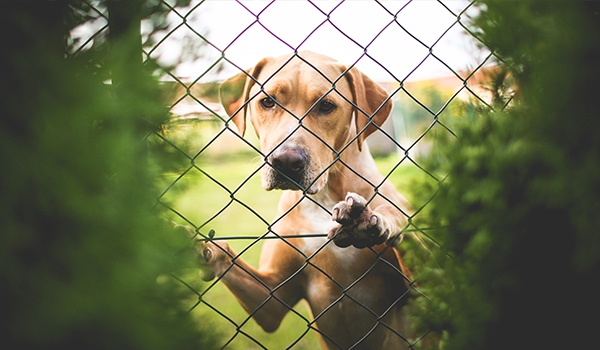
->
[309, 89, 331, 103]
[264, 81, 290, 98]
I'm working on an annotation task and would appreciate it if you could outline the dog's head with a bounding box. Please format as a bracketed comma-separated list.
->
[219, 51, 392, 195]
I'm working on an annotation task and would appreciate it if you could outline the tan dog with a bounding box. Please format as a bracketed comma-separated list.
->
[197, 51, 413, 349]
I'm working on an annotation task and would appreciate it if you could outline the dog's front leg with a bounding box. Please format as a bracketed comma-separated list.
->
[195, 239, 304, 333]
[327, 192, 406, 249]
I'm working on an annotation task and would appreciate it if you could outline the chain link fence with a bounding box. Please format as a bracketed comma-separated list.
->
[71, 1, 507, 348]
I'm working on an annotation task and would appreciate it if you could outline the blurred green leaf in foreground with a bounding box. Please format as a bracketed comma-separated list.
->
[0, 2, 217, 349]
[408, 1, 600, 349]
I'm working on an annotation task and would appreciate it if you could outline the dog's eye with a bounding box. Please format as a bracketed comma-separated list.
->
[260, 97, 276, 109]
[318, 100, 336, 114]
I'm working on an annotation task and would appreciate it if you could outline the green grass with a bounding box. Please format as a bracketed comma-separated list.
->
[160, 147, 437, 349]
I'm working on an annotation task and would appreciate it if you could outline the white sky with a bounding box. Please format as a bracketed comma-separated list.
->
[147, 0, 489, 83]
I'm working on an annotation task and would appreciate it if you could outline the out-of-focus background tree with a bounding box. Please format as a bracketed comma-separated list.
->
[407, 1, 600, 349]
[0, 1, 217, 348]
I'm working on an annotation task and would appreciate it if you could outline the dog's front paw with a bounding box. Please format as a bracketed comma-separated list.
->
[327, 192, 389, 248]
[171, 223, 232, 281]
[194, 239, 233, 281]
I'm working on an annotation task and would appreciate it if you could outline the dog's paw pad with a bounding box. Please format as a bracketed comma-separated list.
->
[329, 193, 391, 248]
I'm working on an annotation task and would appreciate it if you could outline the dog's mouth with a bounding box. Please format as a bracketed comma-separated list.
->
[262, 166, 325, 195]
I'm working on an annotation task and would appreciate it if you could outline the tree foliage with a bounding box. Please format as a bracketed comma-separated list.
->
[0, 2, 216, 349]
[409, 1, 600, 349]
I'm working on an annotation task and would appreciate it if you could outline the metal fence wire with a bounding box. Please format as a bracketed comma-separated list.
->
[71, 1, 507, 349]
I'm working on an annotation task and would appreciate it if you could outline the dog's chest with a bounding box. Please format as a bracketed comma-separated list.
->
[297, 194, 359, 260]
[299, 193, 338, 235]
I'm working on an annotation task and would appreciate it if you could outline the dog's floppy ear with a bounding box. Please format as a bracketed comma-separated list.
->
[219, 58, 271, 136]
[342, 66, 393, 151]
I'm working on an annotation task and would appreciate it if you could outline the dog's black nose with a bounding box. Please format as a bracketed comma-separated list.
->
[269, 146, 308, 178]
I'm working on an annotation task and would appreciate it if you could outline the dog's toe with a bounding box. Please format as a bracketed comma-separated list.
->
[331, 192, 368, 225]
[344, 192, 367, 218]
[333, 233, 353, 248]
[327, 225, 353, 247]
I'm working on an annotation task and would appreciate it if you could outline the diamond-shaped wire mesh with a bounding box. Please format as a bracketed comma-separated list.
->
[148, 1, 504, 349]
[76, 1, 508, 348]
[68, 1, 109, 55]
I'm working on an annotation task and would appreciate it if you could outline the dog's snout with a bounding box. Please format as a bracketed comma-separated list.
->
[269, 146, 308, 178]
[263, 144, 320, 193]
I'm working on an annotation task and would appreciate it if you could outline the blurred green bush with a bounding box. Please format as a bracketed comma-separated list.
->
[0, 2, 217, 349]
[408, 1, 600, 349]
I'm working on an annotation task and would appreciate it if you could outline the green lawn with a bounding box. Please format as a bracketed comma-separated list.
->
[159, 146, 436, 349]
